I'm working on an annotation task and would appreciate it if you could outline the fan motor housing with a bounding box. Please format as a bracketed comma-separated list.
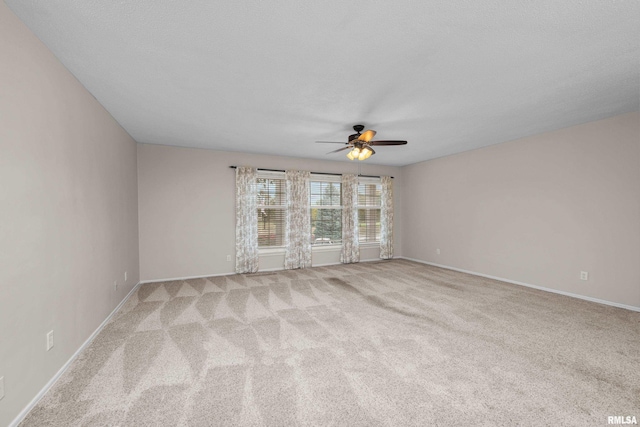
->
[348, 125, 365, 142]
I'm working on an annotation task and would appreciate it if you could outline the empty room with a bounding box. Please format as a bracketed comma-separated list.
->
[1, 1, 639, 426]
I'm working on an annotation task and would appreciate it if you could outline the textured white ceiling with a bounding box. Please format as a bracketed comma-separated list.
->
[6, 0, 639, 166]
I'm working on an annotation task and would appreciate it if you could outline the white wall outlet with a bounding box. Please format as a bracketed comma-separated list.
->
[226, 255, 231, 262]
[124, 271, 127, 282]
[46, 330, 54, 351]
[580, 271, 588, 281]
[114, 280, 118, 291]
[436, 248, 441, 255]
[0, 376, 5, 400]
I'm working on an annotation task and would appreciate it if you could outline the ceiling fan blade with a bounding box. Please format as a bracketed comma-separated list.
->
[357, 130, 377, 142]
[316, 141, 348, 144]
[370, 140, 408, 146]
[327, 146, 351, 154]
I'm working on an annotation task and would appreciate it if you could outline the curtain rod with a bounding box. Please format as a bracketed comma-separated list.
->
[229, 166, 393, 179]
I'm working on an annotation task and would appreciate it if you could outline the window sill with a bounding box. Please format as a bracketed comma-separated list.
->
[259, 243, 378, 255]
[311, 244, 341, 253]
[360, 242, 380, 248]
[259, 247, 285, 255]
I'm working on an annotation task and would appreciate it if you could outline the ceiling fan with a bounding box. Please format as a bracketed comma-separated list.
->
[316, 125, 408, 161]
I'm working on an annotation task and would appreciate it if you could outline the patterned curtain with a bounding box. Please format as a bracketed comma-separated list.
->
[284, 170, 312, 269]
[235, 167, 259, 273]
[340, 174, 360, 263]
[380, 176, 394, 259]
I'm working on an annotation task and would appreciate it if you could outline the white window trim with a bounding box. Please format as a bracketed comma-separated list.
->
[254, 172, 385, 250]
[310, 176, 343, 247]
[312, 205, 342, 210]
[257, 173, 286, 249]
[357, 180, 382, 244]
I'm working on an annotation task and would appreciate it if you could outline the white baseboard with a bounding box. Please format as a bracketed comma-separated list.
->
[9, 281, 143, 427]
[400, 257, 640, 313]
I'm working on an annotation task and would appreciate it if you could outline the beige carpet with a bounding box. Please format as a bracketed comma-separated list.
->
[21, 259, 639, 426]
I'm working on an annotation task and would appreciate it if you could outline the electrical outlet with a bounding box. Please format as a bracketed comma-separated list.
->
[580, 271, 588, 281]
[114, 280, 118, 291]
[436, 248, 441, 255]
[124, 271, 127, 282]
[0, 376, 5, 400]
[226, 255, 231, 262]
[46, 330, 54, 351]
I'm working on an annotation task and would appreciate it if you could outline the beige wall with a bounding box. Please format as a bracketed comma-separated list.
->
[0, 3, 139, 425]
[402, 112, 640, 308]
[1, 1, 636, 422]
[138, 144, 403, 281]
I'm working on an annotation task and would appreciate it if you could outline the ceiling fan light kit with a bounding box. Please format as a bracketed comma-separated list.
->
[316, 125, 408, 162]
[346, 143, 374, 161]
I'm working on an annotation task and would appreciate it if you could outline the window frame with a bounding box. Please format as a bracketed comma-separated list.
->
[253, 172, 383, 252]
[357, 177, 382, 245]
[256, 171, 286, 249]
[310, 174, 342, 248]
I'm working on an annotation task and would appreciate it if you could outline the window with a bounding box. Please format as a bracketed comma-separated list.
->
[310, 179, 341, 245]
[254, 173, 381, 249]
[357, 181, 381, 243]
[257, 175, 285, 247]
